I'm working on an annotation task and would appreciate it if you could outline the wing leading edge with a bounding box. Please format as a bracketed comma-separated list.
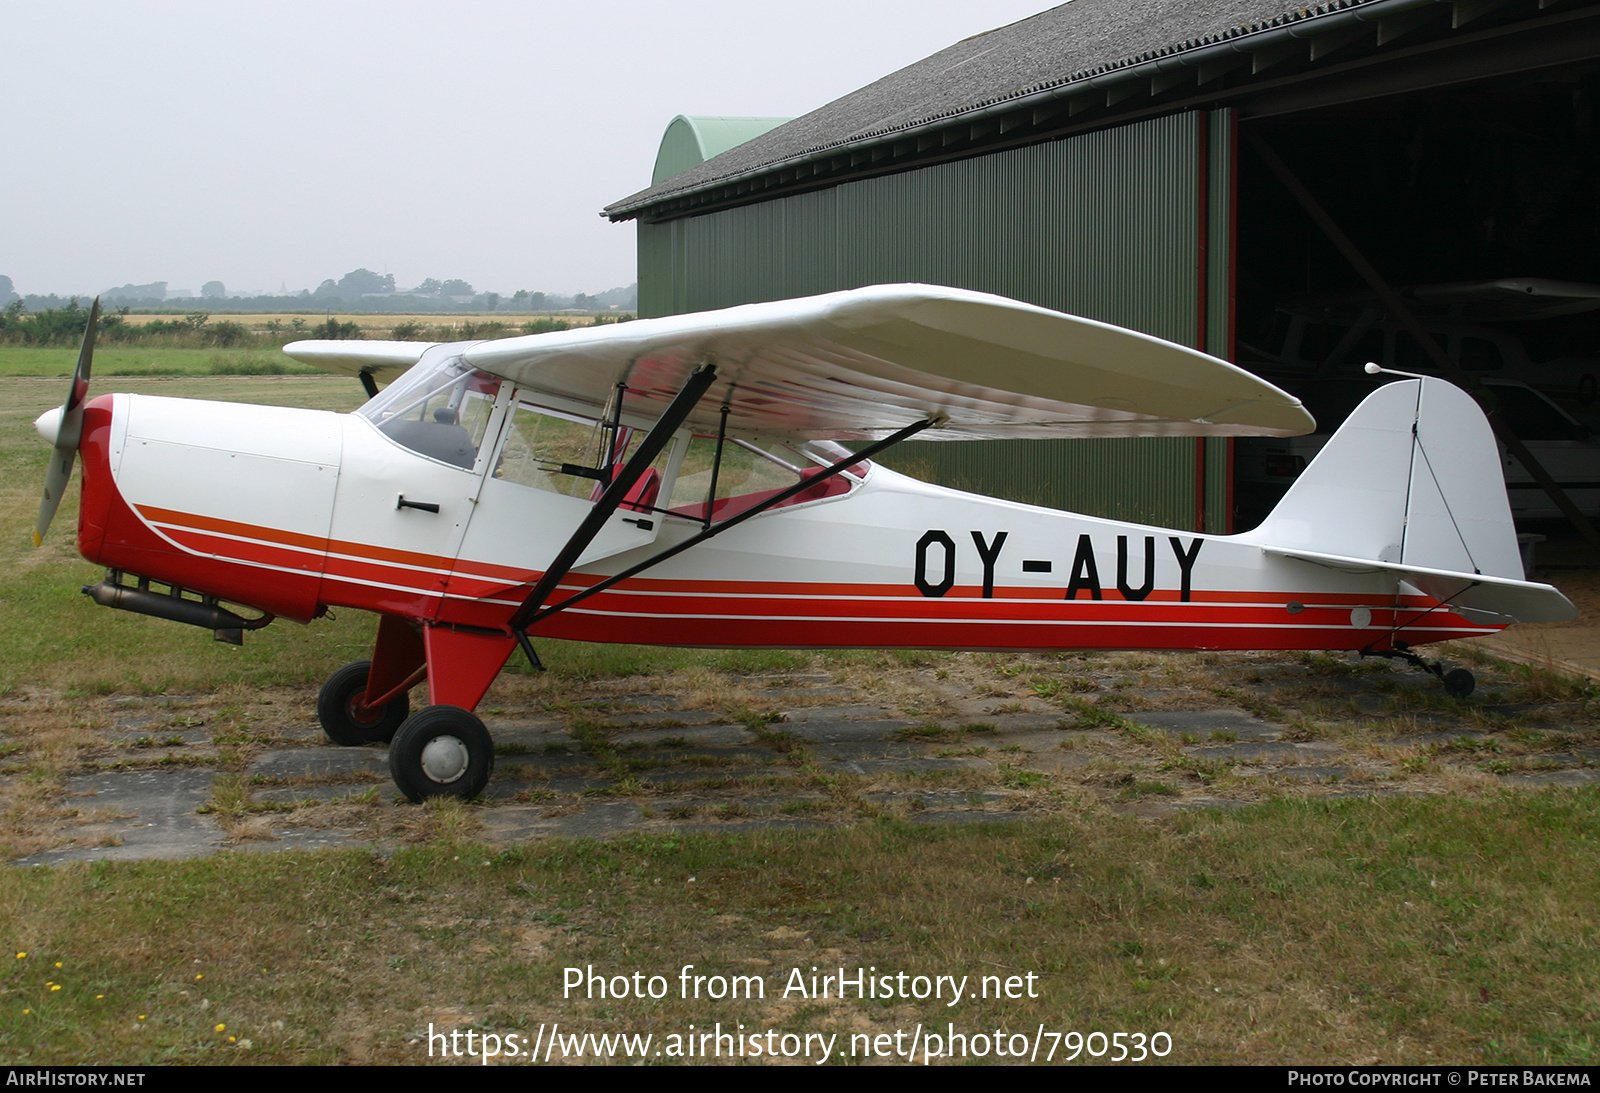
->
[290, 285, 1314, 440]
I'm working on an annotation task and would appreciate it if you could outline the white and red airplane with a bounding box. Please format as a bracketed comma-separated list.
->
[33, 285, 1574, 801]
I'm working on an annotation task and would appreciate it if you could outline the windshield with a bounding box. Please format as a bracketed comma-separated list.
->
[358, 346, 502, 468]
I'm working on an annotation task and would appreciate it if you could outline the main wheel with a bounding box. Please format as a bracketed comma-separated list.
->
[317, 661, 409, 746]
[389, 705, 493, 802]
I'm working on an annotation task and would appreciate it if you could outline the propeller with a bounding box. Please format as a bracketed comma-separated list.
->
[33, 298, 99, 547]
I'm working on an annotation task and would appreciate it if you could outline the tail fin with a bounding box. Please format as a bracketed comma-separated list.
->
[1241, 378, 1574, 624]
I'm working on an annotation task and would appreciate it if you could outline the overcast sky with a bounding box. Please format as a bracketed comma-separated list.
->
[2, 1, 1055, 298]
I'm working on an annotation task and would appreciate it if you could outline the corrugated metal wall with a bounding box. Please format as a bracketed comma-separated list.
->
[638, 110, 1236, 528]
[1204, 109, 1237, 534]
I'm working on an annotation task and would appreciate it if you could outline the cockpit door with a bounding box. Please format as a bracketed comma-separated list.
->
[326, 348, 510, 620]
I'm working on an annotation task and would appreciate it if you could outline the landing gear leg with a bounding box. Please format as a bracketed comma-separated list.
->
[1362, 642, 1475, 698]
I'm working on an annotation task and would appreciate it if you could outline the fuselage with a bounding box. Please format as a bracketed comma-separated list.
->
[74, 390, 1497, 654]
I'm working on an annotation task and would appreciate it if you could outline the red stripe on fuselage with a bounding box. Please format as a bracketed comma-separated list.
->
[530, 612, 1486, 651]
[112, 492, 1495, 652]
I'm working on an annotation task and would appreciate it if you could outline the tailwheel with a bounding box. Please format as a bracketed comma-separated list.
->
[317, 660, 409, 745]
[1361, 643, 1475, 699]
[389, 705, 493, 802]
[1443, 668, 1476, 699]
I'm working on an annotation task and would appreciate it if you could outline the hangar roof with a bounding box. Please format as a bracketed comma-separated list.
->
[607, 0, 1600, 222]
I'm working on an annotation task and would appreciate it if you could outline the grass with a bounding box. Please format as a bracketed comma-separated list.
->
[0, 346, 322, 379]
[0, 793, 1595, 1064]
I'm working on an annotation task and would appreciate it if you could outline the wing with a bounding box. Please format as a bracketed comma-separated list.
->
[288, 286, 1314, 440]
[281, 340, 435, 386]
[1292, 278, 1600, 324]
[1405, 278, 1600, 323]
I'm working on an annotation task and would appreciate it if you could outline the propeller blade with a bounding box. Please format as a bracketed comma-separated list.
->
[34, 450, 74, 548]
[33, 298, 99, 547]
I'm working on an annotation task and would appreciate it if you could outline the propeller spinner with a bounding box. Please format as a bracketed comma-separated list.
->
[33, 298, 99, 547]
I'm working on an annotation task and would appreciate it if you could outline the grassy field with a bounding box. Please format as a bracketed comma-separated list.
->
[0, 345, 321, 379]
[1, 355, 1596, 1065]
[1, 794, 1595, 1065]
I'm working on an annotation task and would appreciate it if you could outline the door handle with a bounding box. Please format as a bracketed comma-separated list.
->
[397, 495, 441, 513]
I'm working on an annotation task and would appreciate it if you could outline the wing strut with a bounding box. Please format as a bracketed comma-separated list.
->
[508, 364, 718, 646]
[512, 416, 937, 650]
[702, 395, 731, 530]
[601, 380, 627, 477]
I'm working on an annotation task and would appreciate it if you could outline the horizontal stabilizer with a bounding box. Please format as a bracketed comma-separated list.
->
[1265, 546, 1576, 625]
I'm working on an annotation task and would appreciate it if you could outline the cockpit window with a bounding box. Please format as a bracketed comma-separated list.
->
[358, 348, 501, 468]
[667, 437, 866, 521]
[491, 399, 680, 516]
[495, 401, 610, 496]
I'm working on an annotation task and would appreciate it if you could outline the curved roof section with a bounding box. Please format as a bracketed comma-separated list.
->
[653, 116, 795, 184]
[608, 0, 1600, 221]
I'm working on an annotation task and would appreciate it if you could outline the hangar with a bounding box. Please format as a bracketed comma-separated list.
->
[606, 0, 1600, 533]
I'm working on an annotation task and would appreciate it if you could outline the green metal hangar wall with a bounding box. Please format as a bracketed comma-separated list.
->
[606, 0, 1600, 532]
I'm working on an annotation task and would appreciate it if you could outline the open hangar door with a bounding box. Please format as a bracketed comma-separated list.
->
[1231, 63, 1600, 537]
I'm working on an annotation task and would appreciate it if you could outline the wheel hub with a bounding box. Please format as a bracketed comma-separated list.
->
[344, 695, 382, 726]
[420, 735, 471, 783]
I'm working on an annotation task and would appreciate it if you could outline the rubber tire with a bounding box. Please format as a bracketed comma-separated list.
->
[1443, 668, 1476, 699]
[389, 705, 494, 803]
[317, 660, 409, 746]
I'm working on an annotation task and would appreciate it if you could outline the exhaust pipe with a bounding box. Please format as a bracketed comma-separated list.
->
[82, 570, 274, 645]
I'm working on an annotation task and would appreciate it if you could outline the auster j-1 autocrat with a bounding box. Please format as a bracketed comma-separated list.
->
[32, 285, 1575, 801]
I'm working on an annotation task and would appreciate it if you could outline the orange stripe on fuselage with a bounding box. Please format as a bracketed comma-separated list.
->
[138, 504, 529, 584]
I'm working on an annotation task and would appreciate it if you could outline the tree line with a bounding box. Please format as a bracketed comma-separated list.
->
[4, 269, 638, 315]
[0, 297, 629, 348]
